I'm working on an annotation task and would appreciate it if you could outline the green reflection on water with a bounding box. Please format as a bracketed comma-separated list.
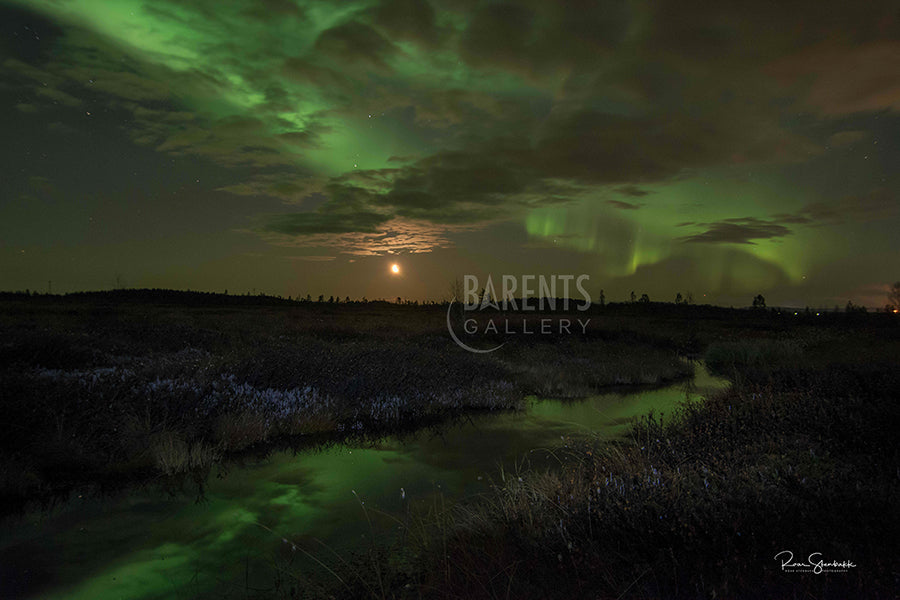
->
[1, 364, 727, 599]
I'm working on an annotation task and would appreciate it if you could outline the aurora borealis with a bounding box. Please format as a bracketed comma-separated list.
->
[2, 0, 899, 307]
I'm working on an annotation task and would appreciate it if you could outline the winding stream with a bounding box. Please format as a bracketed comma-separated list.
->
[0, 364, 727, 599]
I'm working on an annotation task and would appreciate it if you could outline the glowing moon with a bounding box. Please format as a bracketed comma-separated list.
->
[391, 263, 400, 274]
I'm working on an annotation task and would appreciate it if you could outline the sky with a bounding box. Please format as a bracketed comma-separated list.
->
[1, 0, 899, 307]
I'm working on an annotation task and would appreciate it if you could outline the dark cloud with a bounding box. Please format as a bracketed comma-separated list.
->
[262, 216, 464, 256]
[313, 21, 398, 72]
[769, 41, 900, 115]
[617, 185, 650, 198]
[683, 188, 898, 246]
[796, 188, 898, 224]
[530, 107, 814, 185]
[2, 57, 65, 86]
[262, 184, 389, 235]
[828, 130, 868, 147]
[366, 0, 442, 48]
[768, 213, 811, 225]
[34, 85, 82, 106]
[606, 200, 642, 210]
[680, 218, 794, 245]
[281, 57, 354, 95]
[265, 210, 389, 235]
[459, 1, 626, 79]
[329, 100, 813, 226]
[277, 130, 325, 149]
[218, 173, 320, 202]
[71, 67, 170, 101]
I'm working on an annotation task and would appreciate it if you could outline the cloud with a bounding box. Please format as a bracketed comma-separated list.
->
[262, 217, 467, 256]
[795, 188, 898, 224]
[684, 187, 898, 246]
[606, 200, 642, 210]
[4, 0, 893, 247]
[828, 130, 868, 147]
[365, 0, 442, 48]
[617, 185, 650, 198]
[262, 184, 390, 235]
[217, 173, 322, 202]
[769, 41, 900, 115]
[313, 21, 399, 73]
[34, 86, 83, 106]
[680, 218, 794, 245]
[265, 210, 390, 235]
[284, 255, 337, 262]
[458, 1, 625, 80]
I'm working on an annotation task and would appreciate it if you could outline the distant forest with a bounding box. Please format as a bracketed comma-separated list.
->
[1, 288, 898, 318]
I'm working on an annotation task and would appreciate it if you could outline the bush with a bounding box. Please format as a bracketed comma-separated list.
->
[704, 339, 803, 376]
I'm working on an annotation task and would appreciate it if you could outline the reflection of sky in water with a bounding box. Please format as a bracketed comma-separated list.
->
[0, 365, 727, 599]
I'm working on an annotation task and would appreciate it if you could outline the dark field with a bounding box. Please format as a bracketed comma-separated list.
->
[0, 291, 693, 514]
[1, 291, 898, 599]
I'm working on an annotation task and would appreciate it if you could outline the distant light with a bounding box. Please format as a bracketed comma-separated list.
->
[894, 309, 899, 314]
[391, 263, 400, 274]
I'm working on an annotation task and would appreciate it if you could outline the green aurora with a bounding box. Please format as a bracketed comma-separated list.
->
[2, 0, 899, 306]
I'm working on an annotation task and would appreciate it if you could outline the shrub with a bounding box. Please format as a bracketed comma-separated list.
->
[704, 339, 803, 376]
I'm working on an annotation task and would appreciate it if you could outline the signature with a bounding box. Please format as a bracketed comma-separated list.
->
[774, 551, 856, 574]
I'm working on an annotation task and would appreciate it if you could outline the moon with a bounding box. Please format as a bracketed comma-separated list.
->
[391, 263, 400, 274]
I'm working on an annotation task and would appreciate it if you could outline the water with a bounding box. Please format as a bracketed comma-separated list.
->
[0, 364, 727, 599]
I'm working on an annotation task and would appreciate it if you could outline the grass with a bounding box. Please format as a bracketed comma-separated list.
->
[3, 292, 897, 599]
[704, 339, 804, 376]
[294, 329, 900, 599]
[0, 295, 690, 516]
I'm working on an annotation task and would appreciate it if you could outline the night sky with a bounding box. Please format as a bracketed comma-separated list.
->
[2, 0, 899, 307]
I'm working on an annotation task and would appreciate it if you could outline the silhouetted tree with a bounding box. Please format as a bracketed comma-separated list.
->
[630, 290, 636, 303]
[686, 291, 694, 305]
[846, 300, 867, 314]
[317, 294, 324, 303]
[752, 294, 766, 309]
[889, 282, 900, 308]
[675, 292, 683, 304]
[447, 278, 464, 304]
[598, 289, 605, 307]
[328, 295, 335, 303]
[639, 293, 650, 303]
